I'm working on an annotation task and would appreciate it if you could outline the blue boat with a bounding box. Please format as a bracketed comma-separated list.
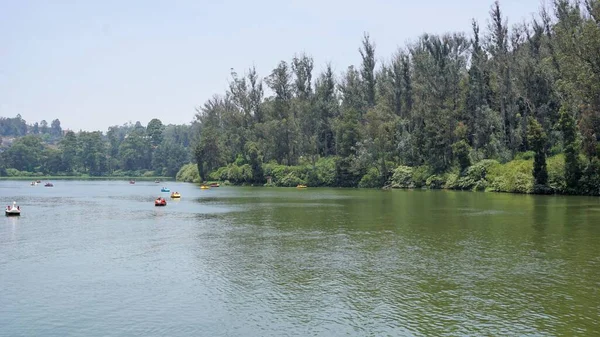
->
[161, 187, 170, 192]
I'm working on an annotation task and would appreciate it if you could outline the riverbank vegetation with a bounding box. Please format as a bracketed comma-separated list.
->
[189, 0, 600, 195]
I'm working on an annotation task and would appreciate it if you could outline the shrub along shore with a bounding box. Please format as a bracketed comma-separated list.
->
[176, 152, 600, 196]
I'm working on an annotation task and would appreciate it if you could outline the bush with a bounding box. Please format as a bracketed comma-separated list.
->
[176, 163, 200, 183]
[487, 159, 533, 193]
[142, 170, 156, 177]
[514, 151, 535, 161]
[456, 159, 499, 191]
[426, 175, 446, 189]
[313, 157, 337, 187]
[412, 166, 431, 188]
[208, 166, 228, 181]
[391, 166, 414, 188]
[280, 171, 304, 187]
[359, 167, 382, 188]
[444, 173, 459, 189]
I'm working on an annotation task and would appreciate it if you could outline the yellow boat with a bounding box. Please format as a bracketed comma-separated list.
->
[200, 185, 210, 190]
[296, 184, 307, 189]
[170, 192, 181, 198]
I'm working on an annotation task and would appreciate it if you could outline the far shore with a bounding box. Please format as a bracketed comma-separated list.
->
[0, 176, 175, 181]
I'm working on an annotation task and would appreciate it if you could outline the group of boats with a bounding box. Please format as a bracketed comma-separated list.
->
[30, 180, 53, 187]
[154, 187, 181, 206]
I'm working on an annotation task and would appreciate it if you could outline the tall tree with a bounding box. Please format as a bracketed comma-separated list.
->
[558, 105, 581, 190]
[51, 119, 62, 138]
[59, 131, 79, 173]
[265, 61, 295, 164]
[527, 116, 548, 186]
[147, 118, 165, 147]
[360, 33, 377, 109]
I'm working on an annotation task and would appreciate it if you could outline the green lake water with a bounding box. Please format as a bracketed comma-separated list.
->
[1, 180, 599, 336]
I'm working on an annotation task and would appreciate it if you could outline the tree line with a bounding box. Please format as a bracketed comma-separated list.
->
[191, 0, 600, 195]
[0, 117, 194, 178]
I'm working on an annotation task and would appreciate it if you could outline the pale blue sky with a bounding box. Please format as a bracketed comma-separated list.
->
[1, 0, 542, 132]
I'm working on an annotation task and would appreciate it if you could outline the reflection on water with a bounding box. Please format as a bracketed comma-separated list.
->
[1, 181, 599, 336]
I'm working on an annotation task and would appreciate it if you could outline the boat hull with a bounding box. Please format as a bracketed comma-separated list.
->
[5, 211, 20, 216]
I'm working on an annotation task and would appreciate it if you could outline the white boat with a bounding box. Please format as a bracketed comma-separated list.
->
[5, 201, 21, 216]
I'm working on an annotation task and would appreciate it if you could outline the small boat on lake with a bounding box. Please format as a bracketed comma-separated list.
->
[210, 183, 220, 187]
[129, 180, 135, 184]
[200, 185, 210, 190]
[5, 202, 21, 216]
[44, 182, 54, 187]
[155, 197, 167, 206]
[154, 180, 161, 183]
[36, 180, 41, 183]
[296, 184, 307, 189]
[30, 181, 37, 186]
[161, 187, 170, 192]
[170, 192, 181, 198]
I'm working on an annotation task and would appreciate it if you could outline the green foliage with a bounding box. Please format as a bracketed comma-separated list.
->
[547, 154, 566, 193]
[527, 117, 548, 186]
[411, 166, 431, 188]
[444, 173, 459, 189]
[579, 159, 600, 196]
[456, 160, 499, 191]
[313, 157, 337, 186]
[208, 163, 254, 184]
[152, 140, 189, 177]
[3, 135, 45, 172]
[558, 106, 581, 190]
[176, 163, 200, 183]
[262, 162, 305, 187]
[358, 167, 381, 188]
[0, 115, 28, 137]
[452, 140, 471, 172]
[391, 166, 414, 188]
[514, 151, 535, 161]
[146, 118, 165, 147]
[487, 160, 534, 194]
[426, 174, 446, 189]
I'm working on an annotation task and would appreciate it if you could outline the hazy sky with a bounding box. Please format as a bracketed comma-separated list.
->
[1, 0, 542, 132]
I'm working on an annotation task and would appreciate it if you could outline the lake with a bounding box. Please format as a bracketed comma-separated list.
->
[1, 180, 599, 336]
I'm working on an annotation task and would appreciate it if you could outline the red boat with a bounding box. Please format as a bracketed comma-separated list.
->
[130, 180, 136, 184]
[210, 183, 220, 187]
[155, 197, 167, 206]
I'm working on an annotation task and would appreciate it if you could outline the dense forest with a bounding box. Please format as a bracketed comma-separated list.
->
[187, 0, 600, 195]
[0, 115, 194, 178]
